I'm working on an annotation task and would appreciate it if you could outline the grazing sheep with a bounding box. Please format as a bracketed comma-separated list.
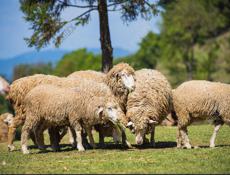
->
[0, 76, 10, 95]
[21, 81, 126, 154]
[6, 74, 86, 151]
[68, 63, 135, 146]
[173, 80, 230, 148]
[126, 69, 173, 146]
[0, 113, 14, 142]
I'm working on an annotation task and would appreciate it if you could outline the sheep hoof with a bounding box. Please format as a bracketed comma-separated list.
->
[125, 141, 133, 149]
[77, 146, 85, 152]
[8, 145, 15, 152]
[22, 149, 30, 154]
[210, 144, 215, 148]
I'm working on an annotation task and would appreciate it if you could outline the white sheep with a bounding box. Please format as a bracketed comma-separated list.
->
[21, 80, 127, 154]
[68, 63, 136, 146]
[126, 69, 173, 146]
[173, 80, 230, 148]
[6, 74, 87, 151]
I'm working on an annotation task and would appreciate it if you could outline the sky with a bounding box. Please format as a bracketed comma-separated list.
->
[0, 0, 161, 59]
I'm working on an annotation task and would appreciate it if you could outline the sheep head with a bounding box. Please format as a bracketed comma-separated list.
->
[0, 76, 10, 95]
[1, 113, 14, 126]
[127, 118, 158, 145]
[106, 63, 136, 94]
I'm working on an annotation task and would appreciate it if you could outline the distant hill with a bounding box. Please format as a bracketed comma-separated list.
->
[0, 48, 130, 81]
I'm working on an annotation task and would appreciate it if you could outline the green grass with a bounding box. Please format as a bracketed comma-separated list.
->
[0, 125, 230, 174]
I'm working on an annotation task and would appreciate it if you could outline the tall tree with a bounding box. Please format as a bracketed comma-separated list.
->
[20, 0, 159, 73]
[160, 0, 229, 80]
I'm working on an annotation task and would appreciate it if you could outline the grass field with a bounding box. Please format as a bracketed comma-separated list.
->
[0, 124, 229, 174]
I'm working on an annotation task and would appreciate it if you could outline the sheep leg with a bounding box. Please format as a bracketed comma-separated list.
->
[7, 115, 24, 151]
[122, 129, 132, 148]
[68, 127, 77, 148]
[98, 131, 105, 147]
[180, 127, 192, 149]
[7, 127, 16, 151]
[34, 124, 46, 150]
[176, 128, 183, 148]
[21, 121, 34, 154]
[74, 124, 85, 151]
[48, 127, 60, 152]
[29, 132, 38, 147]
[150, 126, 156, 147]
[112, 128, 121, 144]
[85, 126, 96, 149]
[210, 122, 223, 148]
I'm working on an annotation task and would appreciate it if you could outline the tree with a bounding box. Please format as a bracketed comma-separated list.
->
[20, 0, 159, 73]
[13, 63, 53, 80]
[115, 31, 160, 70]
[160, 0, 229, 80]
[54, 48, 101, 76]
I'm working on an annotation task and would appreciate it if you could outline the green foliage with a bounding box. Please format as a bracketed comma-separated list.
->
[13, 63, 53, 80]
[54, 49, 101, 76]
[115, 32, 160, 70]
[20, 0, 159, 49]
[0, 96, 8, 114]
[0, 125, 230, 173]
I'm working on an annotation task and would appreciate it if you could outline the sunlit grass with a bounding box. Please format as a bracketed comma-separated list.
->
[0, 125, 229, 174]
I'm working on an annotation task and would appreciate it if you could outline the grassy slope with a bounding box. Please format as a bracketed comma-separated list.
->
[0, 125, 229, 174]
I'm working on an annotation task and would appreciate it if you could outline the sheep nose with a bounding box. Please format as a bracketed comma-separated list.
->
[136, 140, 143, 145]
[4, 85, 10, 93]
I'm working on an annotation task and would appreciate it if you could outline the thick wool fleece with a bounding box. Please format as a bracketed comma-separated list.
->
[173, 80, 230, 128]
[126, 69, 173, 131]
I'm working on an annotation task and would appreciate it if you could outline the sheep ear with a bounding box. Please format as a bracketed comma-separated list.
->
[127, 121, 134, 127]
[97, 106, 104, 117]
[149, 120, 158, 125]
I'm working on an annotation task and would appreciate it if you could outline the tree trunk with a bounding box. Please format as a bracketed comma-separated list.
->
[98, 0, 113, 73]
[184, 48, 195, 80]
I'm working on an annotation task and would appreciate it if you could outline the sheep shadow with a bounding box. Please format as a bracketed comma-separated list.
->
[133, 141, 177, 149]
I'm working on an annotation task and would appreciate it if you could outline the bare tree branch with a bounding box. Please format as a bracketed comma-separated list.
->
[69, 7, 97, 23]
[56, 0, 97, 8]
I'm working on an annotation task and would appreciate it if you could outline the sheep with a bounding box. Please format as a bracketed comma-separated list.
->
[67, 63, 136, 146]
[0, 113, 14, 142]
[68, 63, 136, 112]
[0, 76, 10, 95]
[126, 69, 173, 146]
[21, 80, 127, 154]
[6, 74, 88, 151]
[173, 80, 230, 149]
[68, 70, 105, 83]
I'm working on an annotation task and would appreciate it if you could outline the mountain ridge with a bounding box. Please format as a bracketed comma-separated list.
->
[0, 48, 131, 81]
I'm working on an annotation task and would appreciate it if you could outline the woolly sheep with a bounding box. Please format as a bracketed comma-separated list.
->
[0, 76, 10, 95]
[173, 80, 230, 148]
[68, 63, 136, 145]
[0, 113, 14, 142]
[126, 69, 173, 146]
[21, 80, 126, 154]
[6, 74, 86, 151]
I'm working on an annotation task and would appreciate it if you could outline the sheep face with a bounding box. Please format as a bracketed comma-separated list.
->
[0, 77, 10, 95]
[119, 70, 135, 92]
[104, 102, 123, 123]
[3, 114, 14, 126]
[134, 124, 148, 145]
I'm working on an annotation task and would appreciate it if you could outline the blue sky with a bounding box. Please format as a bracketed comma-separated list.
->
[0, 0, 161, 59]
